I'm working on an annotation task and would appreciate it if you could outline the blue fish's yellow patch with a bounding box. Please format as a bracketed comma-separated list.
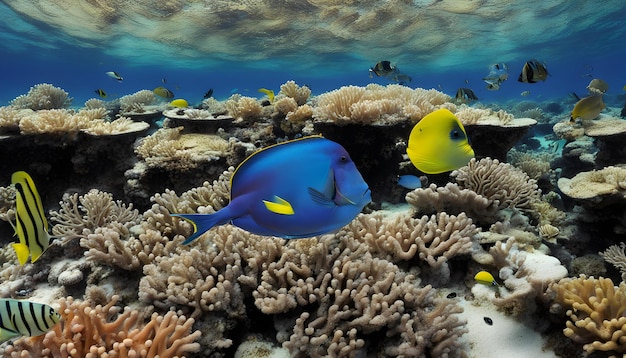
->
[474, 270, 498, 286]
[173, 135, 371, 243]
[258, 88, 275, 103]
[11, 171, 51, 265]
[0, 299, 60, 342]
[169, 98, 189, 108]
[406, 108, 474, 174]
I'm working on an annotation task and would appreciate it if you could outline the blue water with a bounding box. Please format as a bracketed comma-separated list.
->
[1, 1, 625, 107]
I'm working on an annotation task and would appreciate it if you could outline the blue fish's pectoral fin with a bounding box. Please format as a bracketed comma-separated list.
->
[307, 187, 336, 207]
[333, 186, 356, 206]
[11, 243, 30, 265]
[263, 196, 295, 215]
[171, 212, 231, 245]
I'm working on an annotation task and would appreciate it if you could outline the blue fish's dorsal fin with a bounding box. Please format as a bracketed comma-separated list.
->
[263, 195, 295, 215]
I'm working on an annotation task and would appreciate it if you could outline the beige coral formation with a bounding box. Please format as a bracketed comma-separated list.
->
[135, 127, 230, 170]
[3, 295, 201, 358]
[119, 90, 158, 113]
[558, 166, 626, 205]
[549, 275, 626, 354]
[224, 95, 263, 122]
[278, 80, 311, 106]
[313, 84, 451, 124]
[600, 243, 626, 282]
[10, 83, 72, 110]
[0, 106, 32, 132]
[451, 157, 541, 210]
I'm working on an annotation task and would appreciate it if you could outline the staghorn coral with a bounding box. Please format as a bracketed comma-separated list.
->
[10, 83, 72, 110]
[451, 157, 541, 210]
[3, 295, 201, 358]
[278, 80, 311, 106]
[600, 243, 626, 282]
[548, 275, 626, 354]
[405, 183, 499, 224]
[81, 227, 142, 271]
[50, 189, 141, 241]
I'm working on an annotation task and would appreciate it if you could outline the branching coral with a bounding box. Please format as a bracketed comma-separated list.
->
[10, 83, 72, 110]
[3, 295, 201, 357]
[278, 80, 311, 106]
[0, 106, 31, 132]
[312, 84, 451, 124]
[119, 90, 158, 113]
[50, 189, 141, 241]
[344, 211, 477, 285]
[548, 275, 626, 354]
[224, 95, 263, 122]
[451, 157, 541, 210]
[18, 109, 88, 135]
[600, 243, 626, 282]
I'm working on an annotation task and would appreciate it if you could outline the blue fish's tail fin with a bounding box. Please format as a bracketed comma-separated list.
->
[171, 213, 230, 244]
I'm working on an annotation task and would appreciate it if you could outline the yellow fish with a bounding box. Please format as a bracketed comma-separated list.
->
[11, 171, 52, 265]
[0, 299, 60, 342]
[406, 108, 474, 174]
[169, 99, 189, 108]
[258, 88, 275, 103]
[153, 86, 174, 99]
[570, 94, 605, 121]
[474, 271, 498, 286]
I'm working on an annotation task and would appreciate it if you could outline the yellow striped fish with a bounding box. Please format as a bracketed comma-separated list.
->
[0, 299, 60, 342]
[11, 171, 52, 265]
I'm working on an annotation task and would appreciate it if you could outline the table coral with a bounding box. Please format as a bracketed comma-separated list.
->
[2, 295, 200, 358]
[451, 157, 541, 210]
[557, 166, 626, 206]
[549, 275, 626, 354]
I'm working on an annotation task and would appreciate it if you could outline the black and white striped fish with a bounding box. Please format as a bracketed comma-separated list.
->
[0, 299, 60, 342]
[11, 171, 52, 265]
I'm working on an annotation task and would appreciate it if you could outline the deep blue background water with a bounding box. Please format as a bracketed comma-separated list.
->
[1, 2, 625, 108]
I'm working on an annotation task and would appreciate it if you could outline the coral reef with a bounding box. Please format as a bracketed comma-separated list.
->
[10, 83, 72, 110]
[2, 295, 201, 357]
[451, 157, 541, 210]
[548, 275, 626, 354]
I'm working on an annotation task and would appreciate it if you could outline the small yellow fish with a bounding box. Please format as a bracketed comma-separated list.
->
[105, 71, 123, 81]
[406, 109, 474, 174]
[94, 89, 107, 98]
[258, 88, 275, 103]
[623, 85, 626, 91]
[169, 99, 189, 108]
[0, 299, 60, 342]
[474, 271, 498, 286]
[570, 94, 605, 121]
[154, 86, 175, 99]
[11, 171, 52, 265]
[520, 90, 531, 96]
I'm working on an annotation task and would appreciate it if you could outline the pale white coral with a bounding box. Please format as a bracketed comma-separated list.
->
[18, 109, 88, 135]
[119, 90, 158, 113]
[10, 83, 72, 110]
[224, 95, 263, 122]
[0, 106, 32, 131]
[278, 80, 311, 105]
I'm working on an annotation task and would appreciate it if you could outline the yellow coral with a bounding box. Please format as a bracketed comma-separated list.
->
[550, 275, 626, 354]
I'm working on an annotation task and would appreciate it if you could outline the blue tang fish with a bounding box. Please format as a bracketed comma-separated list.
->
[173, 135, 371, 243]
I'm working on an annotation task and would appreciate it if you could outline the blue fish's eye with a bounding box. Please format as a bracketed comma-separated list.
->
[340, 155, 347, 162]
